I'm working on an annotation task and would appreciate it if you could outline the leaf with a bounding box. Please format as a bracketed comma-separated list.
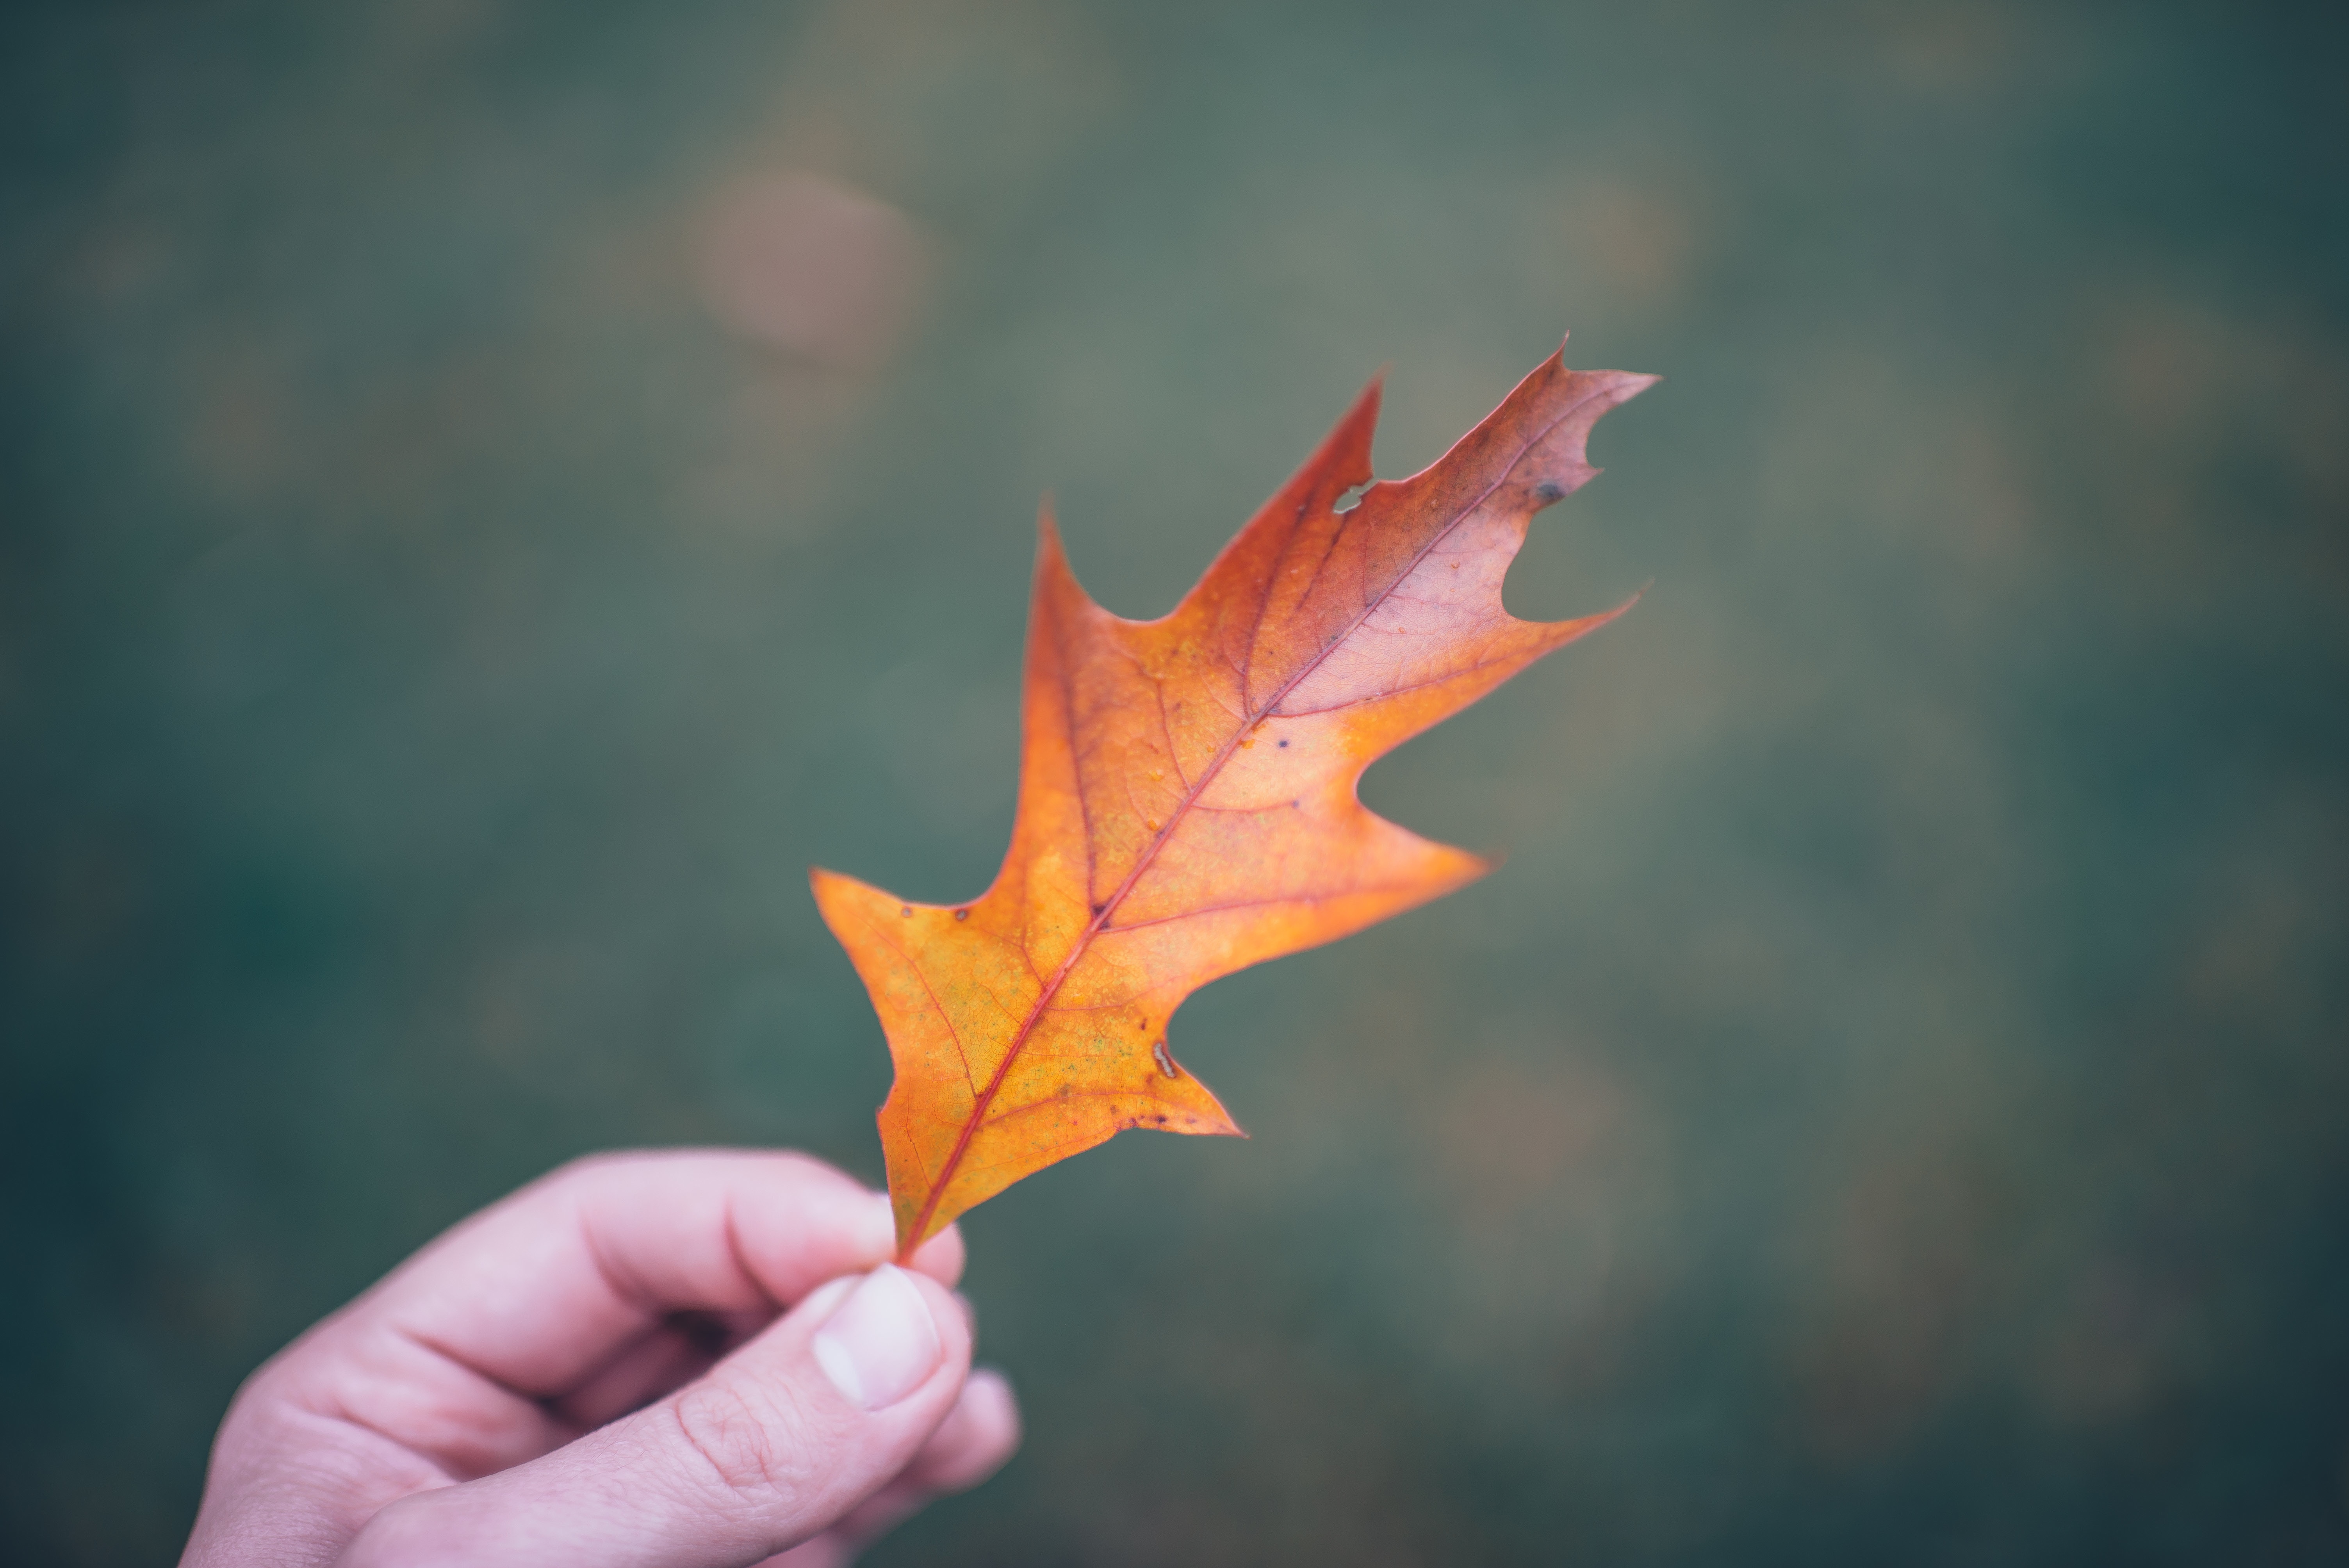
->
[814, 340, 1657, 1257]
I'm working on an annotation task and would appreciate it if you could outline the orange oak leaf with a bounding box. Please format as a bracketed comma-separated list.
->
[814, 340, 1656, 1258]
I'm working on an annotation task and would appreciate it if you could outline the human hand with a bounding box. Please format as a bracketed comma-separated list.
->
[179, 1150, 1019, 1567]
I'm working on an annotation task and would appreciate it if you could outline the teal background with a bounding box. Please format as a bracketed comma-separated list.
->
[4, 2, 2346, 1562]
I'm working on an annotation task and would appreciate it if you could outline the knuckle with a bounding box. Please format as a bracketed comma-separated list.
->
[536, 1150, 629, 1197]
[668, 1378, 819, 1502]
[762, 1147, 857, 1194]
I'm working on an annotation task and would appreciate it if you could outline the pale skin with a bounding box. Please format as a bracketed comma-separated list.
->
[180, 1150, 1021, 1567]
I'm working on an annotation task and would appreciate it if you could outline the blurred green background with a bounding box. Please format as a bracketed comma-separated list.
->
[4, 1, 2345, 1562]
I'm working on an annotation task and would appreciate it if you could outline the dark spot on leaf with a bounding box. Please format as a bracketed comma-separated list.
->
[1277, 738, 1289, 748]
[1091, 902, 1105, 915]
[899, 905, 913, 917]
[954, 908, 969, 921]
[1535, 481, 1565, 503]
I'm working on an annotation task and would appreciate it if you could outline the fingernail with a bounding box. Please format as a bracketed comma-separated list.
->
[812, 1265, 942, 1411]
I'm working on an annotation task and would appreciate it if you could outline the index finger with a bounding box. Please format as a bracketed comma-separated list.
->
[328, 1149, 963, 1398]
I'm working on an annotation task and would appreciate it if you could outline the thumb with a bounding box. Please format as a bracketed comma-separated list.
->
[341, 1265, 972, 1568]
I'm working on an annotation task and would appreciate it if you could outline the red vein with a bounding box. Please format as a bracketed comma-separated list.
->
[1104, 881, 1442, 933]
[870, 918, 978, 1095]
